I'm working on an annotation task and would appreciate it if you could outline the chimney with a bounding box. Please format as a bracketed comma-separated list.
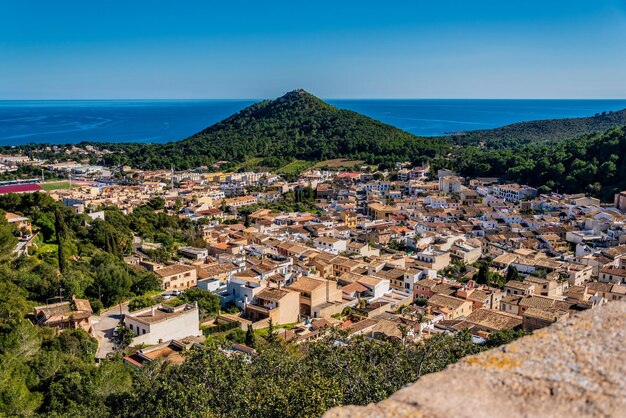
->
[151, 306, 156, 316]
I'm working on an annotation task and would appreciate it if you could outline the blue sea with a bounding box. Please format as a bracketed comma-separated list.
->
[1, 99, 626, 146]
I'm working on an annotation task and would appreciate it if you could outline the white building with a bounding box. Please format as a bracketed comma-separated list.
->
[492, 184, 537, 202]
[125, 303, 201, 345]
[313, 237, 348, 255]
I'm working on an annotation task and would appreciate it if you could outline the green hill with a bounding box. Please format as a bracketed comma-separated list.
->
[101, 89, 448, 170]
[451, 125, 626, 200]
[446, 108, 626, 148]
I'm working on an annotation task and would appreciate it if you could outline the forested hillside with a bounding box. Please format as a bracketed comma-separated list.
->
[446, 109, 626, 148]
[448, 126, 626, 200]
[98, 90, 448, 170]
[7, 91, 626, 201]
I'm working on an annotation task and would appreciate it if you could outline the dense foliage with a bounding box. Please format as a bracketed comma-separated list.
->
[111, 329, 482, 418]
[0, 282, 133, 417]
[448, 126, 626, 201]
[89, 90, 448, 170]
[0, 193, 170, 312]
[446, 109, 626, 148]
[3, 91, 626, 203]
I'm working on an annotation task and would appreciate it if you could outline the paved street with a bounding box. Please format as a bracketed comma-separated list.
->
[92, 302, 129, 360]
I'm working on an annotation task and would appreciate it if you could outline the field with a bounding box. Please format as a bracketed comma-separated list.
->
[277, 160, 313, 175]
[40, 182, 74, 191]
[313, 158, 366, 169]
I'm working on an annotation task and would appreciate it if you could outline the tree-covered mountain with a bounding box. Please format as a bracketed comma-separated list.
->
[448, 126, 626, 201]
[99, 89, 448, 170]
[8, 90, 626, 201]
[446, 108, 626, 148]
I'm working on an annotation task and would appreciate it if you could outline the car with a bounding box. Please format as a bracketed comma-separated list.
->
[171, 290, 183, 296]
[162, 294, 173, 300]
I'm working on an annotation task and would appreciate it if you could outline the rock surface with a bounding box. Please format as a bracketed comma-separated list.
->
[324, 302, 626, 418]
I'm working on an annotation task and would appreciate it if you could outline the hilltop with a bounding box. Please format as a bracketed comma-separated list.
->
[100, 90, 448, 170]
[447, 108, 626, 148]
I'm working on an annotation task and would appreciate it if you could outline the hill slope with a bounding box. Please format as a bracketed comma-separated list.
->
[103, 90, 448, 170]
[447, 109, 626, 148]
[452, 125, 626, 200]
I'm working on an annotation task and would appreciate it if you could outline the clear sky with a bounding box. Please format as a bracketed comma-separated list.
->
[1, 1, 625, 99]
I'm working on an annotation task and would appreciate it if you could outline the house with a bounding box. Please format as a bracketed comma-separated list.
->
[427, 294, 472, 320]
[504, 280, 535, 296]
[223, 195, 257, 208]
[313, 237, 347, 255]
[346, 241, 380, 257]
[156, 264, 198, 290]
[522, 307, 569, 332]
[413, 248, 451, 271]
[586, 281, 626, 302]
[457, 286, 504, 311]
[288, 276, 342, 318]
[123, 339, 201, 368]
[450, 241, 482, 264]
[439, 176, 462, 194]
[492, 184, 537, 202]
[178, 246, 209, 260]
[356, 275, 391, 299]
[222, 276, 267, 309]
[124, 303, 202, 345]
[598, 267, 626, 285]
[463, 308, 523, 334]
[244, 287, 300, 325]
[414, 278, 441, 299]
[31, 297, 93, 332]
[367, 203, 396, 220]
[5, 212, 32, 235]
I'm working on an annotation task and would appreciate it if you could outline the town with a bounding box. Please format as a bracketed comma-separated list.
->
[4, 151, 624, 369]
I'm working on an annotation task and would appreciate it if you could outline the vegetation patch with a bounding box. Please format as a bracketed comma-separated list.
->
[277, 160, 313, 175]
[40, 182, 74, 191]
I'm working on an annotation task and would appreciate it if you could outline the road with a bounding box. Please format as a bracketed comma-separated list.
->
[92, 302, 129, 360]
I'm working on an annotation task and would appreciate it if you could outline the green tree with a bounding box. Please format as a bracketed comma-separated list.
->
[55, 207, 68, 273]
[178, 288, 220, 319]
[245, 324, 256, 348]
[266, 319, 277, 345]
[0, 214, 17, 262]
[128, 295, 156, 312]
[506, 265, 521, 282]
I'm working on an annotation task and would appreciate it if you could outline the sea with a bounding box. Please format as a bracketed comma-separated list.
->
[1, 99, 626, 146]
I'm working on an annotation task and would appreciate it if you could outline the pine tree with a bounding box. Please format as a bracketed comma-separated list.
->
[506, 265, 521, 282]
[245, 324, 256, 348]
[266, 319, 277, 345]
[54, 207, 67, 273]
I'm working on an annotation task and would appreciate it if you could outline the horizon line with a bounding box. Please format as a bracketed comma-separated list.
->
[2, 97, 626, 101]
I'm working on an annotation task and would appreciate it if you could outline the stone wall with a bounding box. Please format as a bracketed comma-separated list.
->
[324, 302, 625, 418]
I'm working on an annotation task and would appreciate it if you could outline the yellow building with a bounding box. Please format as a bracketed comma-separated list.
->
[288, 276, 342, 318]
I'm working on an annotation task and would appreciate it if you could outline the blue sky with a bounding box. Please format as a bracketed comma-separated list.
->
[1, 1, 625, 99]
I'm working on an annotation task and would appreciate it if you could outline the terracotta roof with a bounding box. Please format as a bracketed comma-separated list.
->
[465, 309, 522, 331]
[429, 294, 468, 310]
[155, 264, 196, 278]
[288, 277, 327, 293]
[256, 287, 292, 302]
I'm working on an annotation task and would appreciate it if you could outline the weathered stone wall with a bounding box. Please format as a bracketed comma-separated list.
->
[324, 302, 625, 418]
